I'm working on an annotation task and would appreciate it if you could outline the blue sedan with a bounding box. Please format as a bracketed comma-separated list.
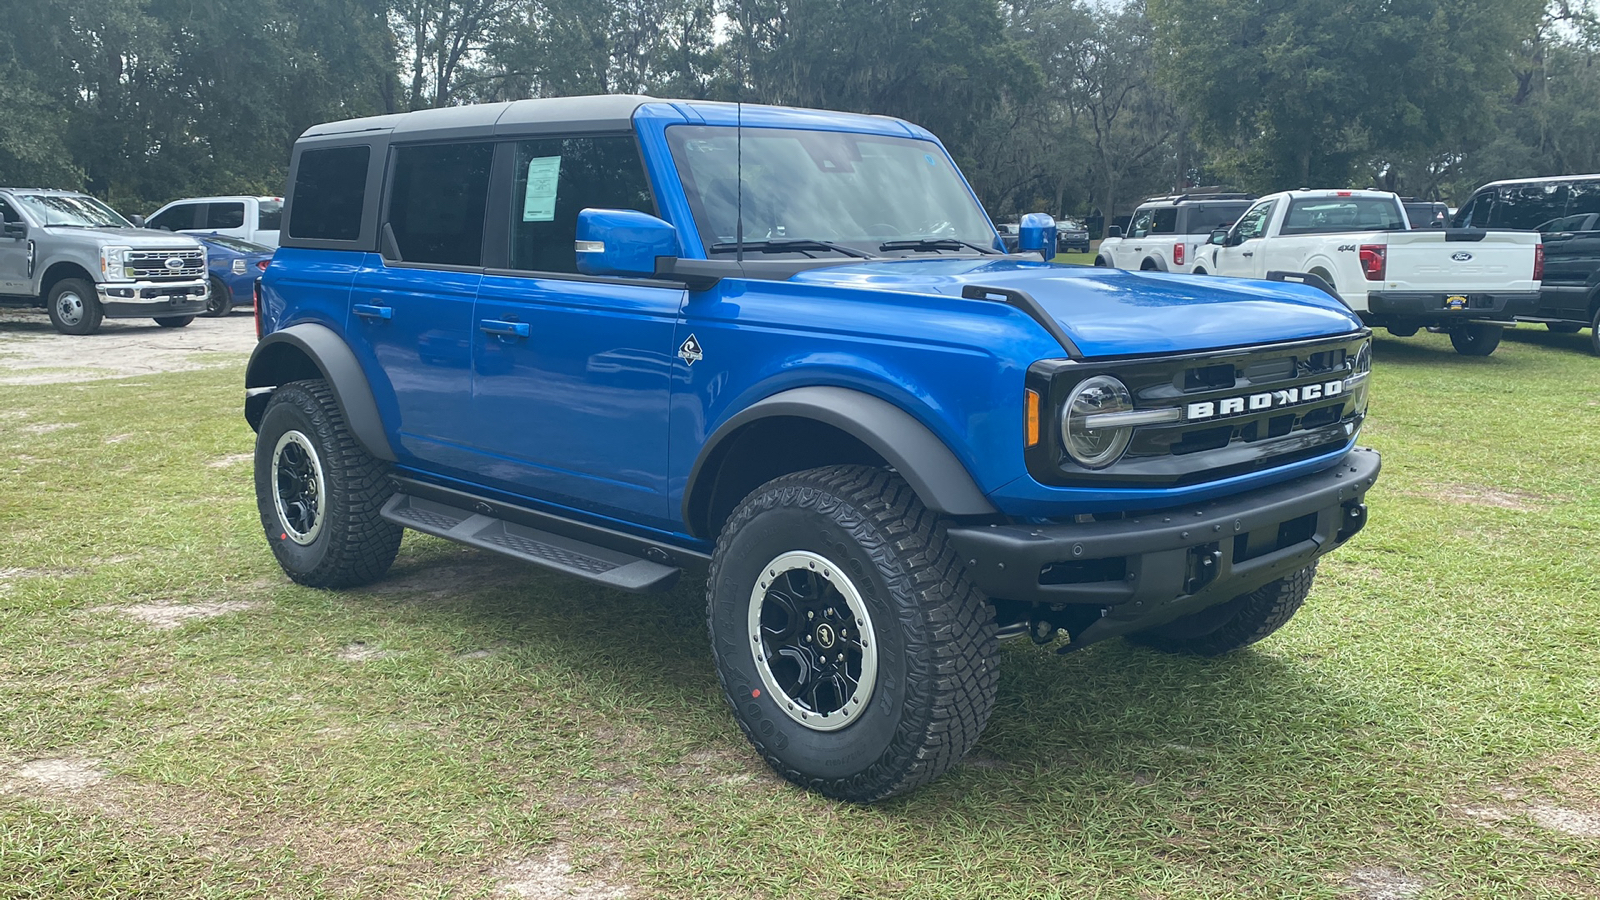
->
[196, 234, 273, 317]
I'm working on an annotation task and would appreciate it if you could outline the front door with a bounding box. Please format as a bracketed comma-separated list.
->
[346, 140, 494, 477]
[1215, 199, 1275, 279]
[470, 134, 682, 528]
[0, 199, 29, 294]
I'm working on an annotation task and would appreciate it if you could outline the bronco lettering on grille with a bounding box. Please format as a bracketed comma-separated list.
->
[1184, 379, 1345, 421]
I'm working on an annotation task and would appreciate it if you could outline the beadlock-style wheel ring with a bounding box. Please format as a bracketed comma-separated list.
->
[272, 429, 326, 545]
[747, 551, 879, 732]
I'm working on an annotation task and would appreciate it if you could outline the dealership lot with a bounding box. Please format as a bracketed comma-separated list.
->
[1, 315, 1597, 897]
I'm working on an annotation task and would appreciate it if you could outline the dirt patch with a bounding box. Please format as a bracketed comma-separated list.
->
[339, 641, 401, 662]
[1, 758, 107, 794]
[1343, 866, 1427, 900]
[1410, 482, 1548, 511]
[0, 312, 256, 384]
[92, 600, 260, 629]
[206, 453, 253, 469]
[19, 422, 78, 434]
[493, 845, 632, 899]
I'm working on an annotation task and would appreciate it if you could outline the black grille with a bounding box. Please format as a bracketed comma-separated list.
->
[1025, 332, 1370, 488]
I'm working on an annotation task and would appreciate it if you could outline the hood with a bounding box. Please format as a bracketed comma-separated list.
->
[787, 258, 1363, 357]
[43, 226, 205, 249]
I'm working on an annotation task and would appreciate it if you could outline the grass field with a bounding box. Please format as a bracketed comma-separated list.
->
[1, 324, 1597, 898]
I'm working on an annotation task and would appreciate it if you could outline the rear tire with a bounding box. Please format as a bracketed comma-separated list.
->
[1590, 306, 1600, 356]
[1449, 322, 1502, 356]
[254, 379, 402, 588]
[46, 278, 102, 335]
[706, 465, 999, 802]
[1094, 256, 1110, 267]
[1547, 322, 1582, 334]
[204, 278, 232, 317]
[1128, 565, 1317, 656]
[154, 315, 194, 328]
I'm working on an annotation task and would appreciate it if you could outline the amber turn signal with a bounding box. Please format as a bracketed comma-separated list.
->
[1025, 388, 1040, 447]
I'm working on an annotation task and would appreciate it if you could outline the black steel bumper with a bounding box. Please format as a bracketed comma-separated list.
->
[947, 448, 1380, 643]
[1365, 290, 1541, 324]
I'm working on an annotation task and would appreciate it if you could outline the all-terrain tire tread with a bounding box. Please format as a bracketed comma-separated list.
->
[258, 379, 401, 588]
[1131, 564, 1317, 657]
[707, 465, 999, 802]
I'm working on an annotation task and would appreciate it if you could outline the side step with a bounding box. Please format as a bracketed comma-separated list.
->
[380, 494, 680, 593]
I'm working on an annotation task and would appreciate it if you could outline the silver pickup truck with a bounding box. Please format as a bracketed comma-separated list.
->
[0, 188, 209, 335]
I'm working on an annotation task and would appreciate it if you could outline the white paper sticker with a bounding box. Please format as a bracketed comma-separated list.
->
[522, 156, 561, 222]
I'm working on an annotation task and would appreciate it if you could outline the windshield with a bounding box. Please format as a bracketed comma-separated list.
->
[203, 235, 272, 253]
[15, 193, 131, 228]
[1281, 197, 1406, 235]
[666, 125, 996, 256]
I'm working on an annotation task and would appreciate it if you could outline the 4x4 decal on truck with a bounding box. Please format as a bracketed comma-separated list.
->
[677, 333, 704, 366]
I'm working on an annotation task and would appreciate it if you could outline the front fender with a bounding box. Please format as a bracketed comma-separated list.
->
[244, 322, 395, 461]
[684, 385, 998, 535]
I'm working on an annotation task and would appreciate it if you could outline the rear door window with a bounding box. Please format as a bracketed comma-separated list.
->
[257, 199, 283, 231]
[205, 202, 246, 230]
[384, 142, 494, 267]
[288, 145, 371, 241]
[507, 135, 656, 274]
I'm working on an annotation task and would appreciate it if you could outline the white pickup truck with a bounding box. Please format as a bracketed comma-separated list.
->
[1194, 190, 1543, 355]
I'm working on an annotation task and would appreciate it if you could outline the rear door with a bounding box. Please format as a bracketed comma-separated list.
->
[470, 134, 682, 528]
[348, 140, 493, 476]
[1540, 179, 1600, 319]
[202, 201, 248, 240]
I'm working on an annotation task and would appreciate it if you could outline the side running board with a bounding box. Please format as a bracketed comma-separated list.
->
[380, 493, 680, 593]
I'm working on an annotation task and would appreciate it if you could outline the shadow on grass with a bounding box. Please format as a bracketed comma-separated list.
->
[1499, 324, 1593, 355]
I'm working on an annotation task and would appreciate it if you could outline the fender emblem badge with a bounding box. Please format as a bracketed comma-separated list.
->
[678, 333, 704, 366]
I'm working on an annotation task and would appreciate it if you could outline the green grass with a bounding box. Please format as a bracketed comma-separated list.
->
[2, 325, 1598, 898]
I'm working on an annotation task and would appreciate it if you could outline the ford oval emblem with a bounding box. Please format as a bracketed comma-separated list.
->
[164, 256, 185, 269]
[1451, 251, 1473, 262]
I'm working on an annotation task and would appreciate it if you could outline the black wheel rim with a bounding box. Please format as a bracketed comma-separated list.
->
[271, 430, 326, 545]
[747, 551, 877, 731]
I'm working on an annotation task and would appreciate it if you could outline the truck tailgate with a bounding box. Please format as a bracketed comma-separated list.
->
[1382, 230, 1541, 293]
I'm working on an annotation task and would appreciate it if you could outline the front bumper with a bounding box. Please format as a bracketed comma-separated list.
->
[1365, 290, 1541, 324]
[97, 279, 209, 318]
[947, 447, 1379, 645]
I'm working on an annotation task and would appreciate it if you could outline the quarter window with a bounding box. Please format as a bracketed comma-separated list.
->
[385, 142, 494, 267]
[288, 145, 371, 242]
[508, 136, 655, 274]
[1563, 179, 1600, 231]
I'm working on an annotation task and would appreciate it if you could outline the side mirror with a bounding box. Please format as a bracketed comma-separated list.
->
[129, 214, 145, 228]
[1107, 225, 1123, 239]
[2, 221, 24, 239]
[1208, 229, 1229, 246]
[575, 208, 679, 278]
[1018, 212, 1057, 261]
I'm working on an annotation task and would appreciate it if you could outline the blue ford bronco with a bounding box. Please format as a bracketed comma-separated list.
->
[246, 96, 1380, 802]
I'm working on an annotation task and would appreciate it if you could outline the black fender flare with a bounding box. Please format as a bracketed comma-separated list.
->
[244, 323, 396, 461]
[684, 386, 998, 537]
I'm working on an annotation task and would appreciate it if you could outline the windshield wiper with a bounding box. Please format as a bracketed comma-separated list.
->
[878, 238, 999, 255]
[709, 239, 873, 259]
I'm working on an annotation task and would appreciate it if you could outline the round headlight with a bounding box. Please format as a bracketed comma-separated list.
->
[1062, 375, 1134, 468]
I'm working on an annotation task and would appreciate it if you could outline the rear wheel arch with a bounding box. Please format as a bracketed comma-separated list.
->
[683, 386, 997, 540]
[245, 323, 395, 461]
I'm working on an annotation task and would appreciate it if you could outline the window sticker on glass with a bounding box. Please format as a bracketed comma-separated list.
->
[522, 156, 562, 222]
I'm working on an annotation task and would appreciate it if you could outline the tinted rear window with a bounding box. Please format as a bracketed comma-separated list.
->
[1280, 197, 1405, 234]
[385, 142, 494, 267]
[206, 202, 245, 229]
[258, 200, 282, 231]
[289, 146, 370, 241]
[1182, 202, 1252, 233]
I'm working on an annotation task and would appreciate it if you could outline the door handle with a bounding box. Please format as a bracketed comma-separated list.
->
[1242, 251, 1254, 257]
[353, 303, 392, 320]
[479, 319, 530, 338]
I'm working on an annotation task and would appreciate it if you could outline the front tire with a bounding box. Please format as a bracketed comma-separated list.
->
[707, 466, 999, 802]
[253, 379, 402, 588]
[46, 278, 102, 335]
[204, 278, 232, 317]
[1449, 322, 1502, 356]
[1129, 565, 1317, 656]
